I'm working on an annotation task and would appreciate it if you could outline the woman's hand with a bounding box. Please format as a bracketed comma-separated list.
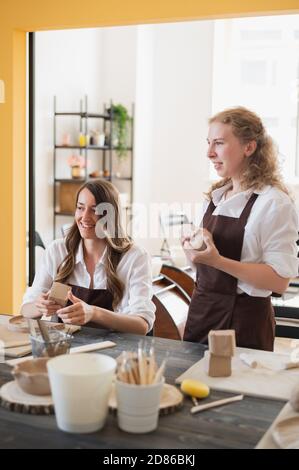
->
[182, 229, 221, 267]
[35, 291, 61, 317]
[56, 291, 95, 325]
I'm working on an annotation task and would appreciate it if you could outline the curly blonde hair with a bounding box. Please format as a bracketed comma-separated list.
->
[206, 106, 289, 200]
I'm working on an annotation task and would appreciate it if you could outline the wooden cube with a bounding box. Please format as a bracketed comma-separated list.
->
[49, 282, 71, 307]
[208, 329, 236, 357]
[204, 351, 232, 377]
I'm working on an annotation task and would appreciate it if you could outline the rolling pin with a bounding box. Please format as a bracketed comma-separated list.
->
[239, 353, 258, 368]
[191, 394, 244, 414]
[284, 360, 299, 370]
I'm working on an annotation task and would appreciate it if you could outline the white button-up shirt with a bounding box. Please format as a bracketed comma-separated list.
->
[22, 240, 156, 331]
[202, 184, 299, 297]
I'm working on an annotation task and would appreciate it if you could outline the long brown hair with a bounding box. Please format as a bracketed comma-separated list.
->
[206, 106, 289, 200]
[55, 180, 132, 309]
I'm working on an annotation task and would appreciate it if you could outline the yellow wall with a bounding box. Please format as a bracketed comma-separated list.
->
[1, 0, 299, 314]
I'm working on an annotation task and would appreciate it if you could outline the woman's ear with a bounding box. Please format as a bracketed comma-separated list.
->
[244, 140, 257, 157]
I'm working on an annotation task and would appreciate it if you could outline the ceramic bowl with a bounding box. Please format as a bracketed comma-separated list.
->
[12, 358, 51, 396]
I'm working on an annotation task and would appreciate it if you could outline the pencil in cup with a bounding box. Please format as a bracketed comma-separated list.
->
[116, 346, 167, 386]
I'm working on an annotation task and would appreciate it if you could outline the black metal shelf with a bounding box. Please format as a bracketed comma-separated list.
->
[55, 112, 109, 119]
[113, 176, 132, 181]
[55, 145, 132, 151]
[54, 178, 86, 183]
[54, 176, 132, 183]
[53, 96, 134, 239]
[55, 145, 109, 150]
[54, 211, 73, 216]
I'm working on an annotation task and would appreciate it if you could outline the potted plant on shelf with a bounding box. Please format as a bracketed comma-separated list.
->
[67, 154, 86, 179]
[109, 104, 132, 161]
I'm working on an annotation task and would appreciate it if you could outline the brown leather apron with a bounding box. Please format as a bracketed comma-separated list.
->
[183, 193, 275, 351]
[53, 284, 114, 329]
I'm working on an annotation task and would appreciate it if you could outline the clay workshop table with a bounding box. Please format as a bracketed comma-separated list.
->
[0, 325, 285, 449]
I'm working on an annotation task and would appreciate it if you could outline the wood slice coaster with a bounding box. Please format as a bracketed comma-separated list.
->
[272, 416, 299, 448]
[0, 381, 54, 415]
[109, 383, 183, 416]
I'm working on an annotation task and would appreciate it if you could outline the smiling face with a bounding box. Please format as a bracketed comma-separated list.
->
[75, 188, 100, 240]
[207, 122, 251, 181]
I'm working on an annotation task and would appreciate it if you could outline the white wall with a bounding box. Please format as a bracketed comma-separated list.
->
[100, 26, 137, 106]
[133, 21, 214, 254]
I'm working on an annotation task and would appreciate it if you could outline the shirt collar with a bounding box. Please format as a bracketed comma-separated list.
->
[211, 183, 232, 205]
[75, 241, 84, 265]
[75, 241, 107, 266]
[211, 183, 271, 206]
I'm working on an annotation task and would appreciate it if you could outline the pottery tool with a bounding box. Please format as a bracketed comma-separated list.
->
[192, 397, 199, 407]
[239, 353, 258, 369]
[153, 352, 169, 384]
[27, 319, 37, 338]
[36, 319, 55, 357]
[191, 394, 244, 414]
[147, 340, 156, 384]
[137, 340, 147, 385]
[116, 343, 167, 386]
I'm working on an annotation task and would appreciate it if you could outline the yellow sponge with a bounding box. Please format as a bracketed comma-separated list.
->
[180, 379, 210, 398]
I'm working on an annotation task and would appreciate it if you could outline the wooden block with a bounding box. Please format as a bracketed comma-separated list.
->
[208, 329, 236, 357]
[57, 182, 82, 213]
[204, 351, 232, 377]
[48, 282, 71, 307]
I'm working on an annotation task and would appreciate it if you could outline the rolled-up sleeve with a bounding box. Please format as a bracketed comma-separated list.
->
[119, 251, 156, 332]
[22, 243, 57, 305]
[260, 201, 299, 278]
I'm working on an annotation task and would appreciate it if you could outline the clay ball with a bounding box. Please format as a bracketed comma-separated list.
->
[184, 228, 204, 251]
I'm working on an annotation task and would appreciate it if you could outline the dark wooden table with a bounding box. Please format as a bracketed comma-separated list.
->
[0, 327, 285, 449]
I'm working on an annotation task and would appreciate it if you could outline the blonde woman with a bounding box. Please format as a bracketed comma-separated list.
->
[21, 180, 155, 335]
[183, 107, 298, 351]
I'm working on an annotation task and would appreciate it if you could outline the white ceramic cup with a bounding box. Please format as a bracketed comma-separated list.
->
[47, 353, 116, 433]
[115, 378, 164, 433]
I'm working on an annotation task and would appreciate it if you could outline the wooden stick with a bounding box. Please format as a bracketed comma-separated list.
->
[284, 360, 299, 370]
[126, 362, 136, 384]
[147, 341, 156, 384]
[130, 359, 140, 384]
[117, 369, 128, 383]
[152, 359, 166, 384]
[192, 397, 199, 407]
[191, 394, 244, 414]
[119, 363, 129, 383]
[27, 319, 37, 337]
[70, 341, 115, 354]
[147, 355, 156, 384]
[138, 341, 147, 385]
[36, 319, 50, 343]
[36, 319, 56, 357]
[153, 351, 168, 384]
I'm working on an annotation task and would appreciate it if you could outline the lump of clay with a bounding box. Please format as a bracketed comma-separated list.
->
[290, 384, 299, 411]
[184, 228, 204, 250]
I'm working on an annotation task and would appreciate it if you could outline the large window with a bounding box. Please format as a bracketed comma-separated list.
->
[211, 15, 299, 182]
